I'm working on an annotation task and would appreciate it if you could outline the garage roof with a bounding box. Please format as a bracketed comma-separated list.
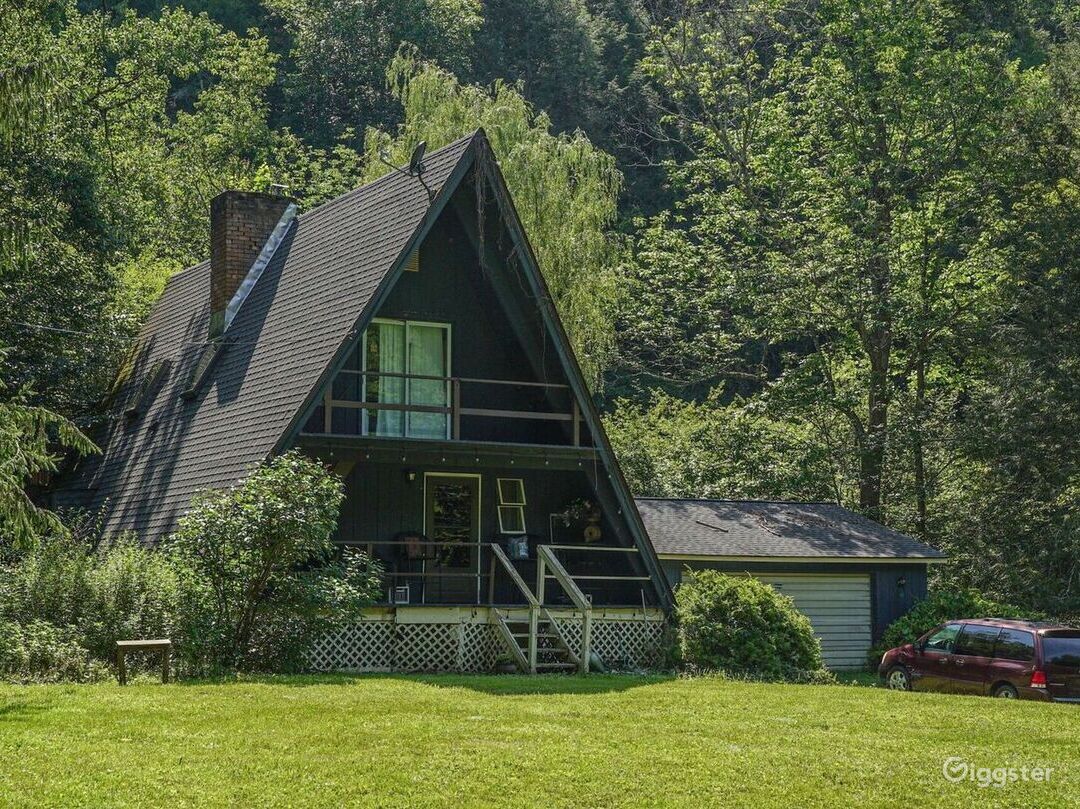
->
[636, 498, 946, 561]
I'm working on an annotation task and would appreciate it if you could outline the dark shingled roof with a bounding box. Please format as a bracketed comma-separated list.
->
[55, 133, 478, 540]
[636, 498, 945, 560]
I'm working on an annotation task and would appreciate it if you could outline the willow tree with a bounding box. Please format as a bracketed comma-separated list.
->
[363, 52, 624, 387]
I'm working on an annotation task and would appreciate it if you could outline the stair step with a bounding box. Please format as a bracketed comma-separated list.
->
[536, 662, 578, 670]
[510, 632, 559, 639]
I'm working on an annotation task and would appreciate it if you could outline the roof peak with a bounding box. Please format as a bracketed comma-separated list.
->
[296, 130, 485, 225]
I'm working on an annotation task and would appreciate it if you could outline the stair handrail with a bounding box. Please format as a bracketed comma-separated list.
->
[536, 545, 590, 613]
[536, 545, 592, 673]
[489, 543, 538, 607]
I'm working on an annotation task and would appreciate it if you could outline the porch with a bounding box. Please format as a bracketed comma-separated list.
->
[306, 535, 666, 674]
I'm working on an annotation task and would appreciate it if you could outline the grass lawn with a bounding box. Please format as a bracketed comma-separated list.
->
[0, 674, 1076, 807]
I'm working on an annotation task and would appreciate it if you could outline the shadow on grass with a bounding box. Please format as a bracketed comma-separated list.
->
[0, 699, 50, 724]
[172, 672, 674, 696]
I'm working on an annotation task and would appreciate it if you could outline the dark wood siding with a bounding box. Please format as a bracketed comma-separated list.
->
[305, 187, 593, 447]
[337, 459, 652, 606]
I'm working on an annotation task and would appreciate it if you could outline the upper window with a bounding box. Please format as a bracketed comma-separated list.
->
[994, 629, 1035, 662]
[923, 624, 961, 653]
[497, 478, 526, 534]
[954, 625, 1001, 658]
[362, 319, 450, 439]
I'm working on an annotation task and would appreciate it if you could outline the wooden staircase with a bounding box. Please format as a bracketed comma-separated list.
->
[492, 609, 580, 673]
[489, 543, 593, 674]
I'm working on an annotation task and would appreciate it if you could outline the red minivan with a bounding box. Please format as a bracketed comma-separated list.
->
[878, 618, 1080, 701]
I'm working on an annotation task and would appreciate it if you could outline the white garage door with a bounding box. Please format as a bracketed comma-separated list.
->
[748, 573, 872, 670]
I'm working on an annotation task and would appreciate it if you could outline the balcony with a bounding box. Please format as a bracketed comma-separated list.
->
[301, 371, 589, 448]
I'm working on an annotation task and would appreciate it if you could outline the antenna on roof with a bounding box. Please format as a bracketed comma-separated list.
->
[408, 141, 426, 175]
[378, 140, 434, 200]
[378, 140, 427, 178]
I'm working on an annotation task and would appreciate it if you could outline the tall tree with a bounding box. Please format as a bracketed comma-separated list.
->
[364, 52, 625, 386]
[0, 2, 98, 546]
[630, 0, 1024, 521]
[1, 4, 277, 419]
[267, 0, 482, 147]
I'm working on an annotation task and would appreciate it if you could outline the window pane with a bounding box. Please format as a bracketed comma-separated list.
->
[954, 625, 1001, 657]
[924, 624, 961, 653]
[994, 629, 1035, 662]
[406, 323, 448, 439]
[497, 478, 525, 505]
[498, 505, 526, 534]
[366, 322, 404, 436]
[1043, 635, 1080, 667]
[431, 482, 472, 568]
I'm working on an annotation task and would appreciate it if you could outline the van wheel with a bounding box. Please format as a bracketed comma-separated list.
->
[886, 666, 911, 691]
[992, 683, 1018, 699]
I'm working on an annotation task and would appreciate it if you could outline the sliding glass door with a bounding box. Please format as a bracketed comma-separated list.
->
[364, 319, 450, 439]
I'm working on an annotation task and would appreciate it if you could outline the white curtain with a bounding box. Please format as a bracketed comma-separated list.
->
[374, 322, 404, 436]
[406, 324, 448, 439]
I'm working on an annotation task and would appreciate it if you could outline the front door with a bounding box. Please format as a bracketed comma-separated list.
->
[424, 474, 480, 603]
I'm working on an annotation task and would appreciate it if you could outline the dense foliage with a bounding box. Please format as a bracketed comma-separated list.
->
[1, 0, 1079, 620]
[0, 534, 176, 681]
[614, 0, 1080, 616]
[676, 570, 826, 679]
[166, 451, 381, 675]
[0, 453, 379, 681]
[868, 588, 1044, 667]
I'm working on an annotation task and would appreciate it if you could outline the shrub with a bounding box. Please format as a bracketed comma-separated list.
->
[82, 536, 179, 660]
[676, 570, 826, 680]
[0, 533, 94, 627]
[0, 533, 178, 681]
[867, 587, 1044, 667]
[0, 619, 105, 683]
[167, 451, 382, 675]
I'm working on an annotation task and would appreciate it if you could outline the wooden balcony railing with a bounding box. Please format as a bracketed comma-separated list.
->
[313, 371, 584, 445]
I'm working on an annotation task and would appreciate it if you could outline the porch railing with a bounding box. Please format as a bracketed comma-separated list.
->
[314, 371, 584, 445]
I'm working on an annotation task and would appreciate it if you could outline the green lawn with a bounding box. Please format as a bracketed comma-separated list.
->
[0, 675, 1076, 807]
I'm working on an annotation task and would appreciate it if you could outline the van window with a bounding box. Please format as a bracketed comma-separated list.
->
[1043, 635, 1080, 668]
[993, 629, 1035, 662]
[954, 625, 1001, 657]
[924, 624, 961, 653]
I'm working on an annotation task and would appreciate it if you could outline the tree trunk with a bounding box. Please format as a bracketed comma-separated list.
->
[860, 344, 889, 521]
[913, 354, 928, 537]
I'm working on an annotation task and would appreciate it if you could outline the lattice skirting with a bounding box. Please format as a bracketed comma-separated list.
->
[308, 621, 501, 673]
[309, 613, 667, 673]
[553, 617, 667, 670]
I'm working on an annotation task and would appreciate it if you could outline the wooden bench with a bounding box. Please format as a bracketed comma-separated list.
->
[115, 639, 172, 685]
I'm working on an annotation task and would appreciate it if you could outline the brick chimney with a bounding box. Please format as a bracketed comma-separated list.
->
[209, 190, 294, 338]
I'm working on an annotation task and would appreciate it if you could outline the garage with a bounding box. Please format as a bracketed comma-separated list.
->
[635, 498, 946, 670]
[745, 573, 872, 670]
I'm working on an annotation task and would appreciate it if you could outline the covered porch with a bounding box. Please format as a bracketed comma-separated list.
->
[296, 435, 669, 672]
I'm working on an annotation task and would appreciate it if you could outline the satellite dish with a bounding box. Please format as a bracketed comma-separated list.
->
[408, 141, 427, 176]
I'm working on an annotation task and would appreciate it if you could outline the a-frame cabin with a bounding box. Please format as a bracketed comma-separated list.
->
[55, 131, 671, 673]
